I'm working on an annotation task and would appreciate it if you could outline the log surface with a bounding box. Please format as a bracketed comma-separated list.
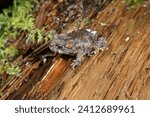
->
[0, 0, 150, 100]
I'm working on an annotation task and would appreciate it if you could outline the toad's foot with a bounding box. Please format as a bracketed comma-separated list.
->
[71, 59, 81, 69]
[71, 52, 85, 69]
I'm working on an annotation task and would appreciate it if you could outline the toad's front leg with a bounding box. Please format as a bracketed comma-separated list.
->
[71, 51, 85, 69]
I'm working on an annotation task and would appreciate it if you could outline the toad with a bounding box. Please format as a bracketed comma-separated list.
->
[49, 29, 108, 68]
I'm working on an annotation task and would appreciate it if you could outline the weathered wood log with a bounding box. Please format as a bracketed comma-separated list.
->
[0, 0, 150, 100]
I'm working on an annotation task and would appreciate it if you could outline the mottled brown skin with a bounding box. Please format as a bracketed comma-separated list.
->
[49, 29, 108, 68]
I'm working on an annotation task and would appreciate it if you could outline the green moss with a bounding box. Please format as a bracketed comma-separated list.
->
[125, 0, 148, 5]
[0, 92, 3, 96]
[6, 65, 21, 76]
[82, 17, 90, 25]
[0, 0, 52, 76]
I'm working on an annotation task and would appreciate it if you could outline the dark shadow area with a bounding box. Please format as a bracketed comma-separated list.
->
[0, 0, 13, 12]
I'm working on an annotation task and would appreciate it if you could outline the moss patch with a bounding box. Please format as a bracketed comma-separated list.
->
[125, 0, 148, 5]
[0, 0, 52, 76]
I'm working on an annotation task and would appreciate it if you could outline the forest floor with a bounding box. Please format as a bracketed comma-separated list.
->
[0, 0, 150, 100]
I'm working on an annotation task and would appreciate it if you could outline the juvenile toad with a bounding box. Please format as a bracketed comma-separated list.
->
[49, 29, 108, 68]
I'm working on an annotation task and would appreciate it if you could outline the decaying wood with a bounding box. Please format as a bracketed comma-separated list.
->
[0, 0, 150, 100]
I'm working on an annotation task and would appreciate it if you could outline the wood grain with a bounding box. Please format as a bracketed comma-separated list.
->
[0, 0, 150, 100]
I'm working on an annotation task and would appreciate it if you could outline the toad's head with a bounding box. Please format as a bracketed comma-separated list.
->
[94, 36, 108, 51]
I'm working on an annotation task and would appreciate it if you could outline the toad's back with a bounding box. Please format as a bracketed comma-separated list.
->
[49, 29, 99, 55]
